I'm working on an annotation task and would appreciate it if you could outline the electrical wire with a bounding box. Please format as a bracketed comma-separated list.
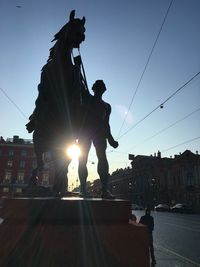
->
[161, 136, 200, 153]
[117, 70, 200, 140]
[0, 87, 28, 119]
[117, 0, 174, 139]
[129, 106, 200, 149]
[107, 150, 128, 154]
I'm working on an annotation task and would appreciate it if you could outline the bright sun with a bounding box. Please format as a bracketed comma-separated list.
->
[66, 143, 81, 159]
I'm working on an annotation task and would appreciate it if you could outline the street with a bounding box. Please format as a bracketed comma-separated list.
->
[133, 210, 200, 266]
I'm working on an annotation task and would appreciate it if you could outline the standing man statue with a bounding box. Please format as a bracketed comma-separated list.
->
[78, 79, 118, 198]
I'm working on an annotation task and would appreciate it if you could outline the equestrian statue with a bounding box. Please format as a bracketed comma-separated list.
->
[26, 10, 87, 196]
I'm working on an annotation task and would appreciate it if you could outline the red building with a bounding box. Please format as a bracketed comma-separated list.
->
[0, 135, 54, 196]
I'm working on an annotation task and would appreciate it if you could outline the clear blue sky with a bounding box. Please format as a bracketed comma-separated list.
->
[0, 0, 200, 186]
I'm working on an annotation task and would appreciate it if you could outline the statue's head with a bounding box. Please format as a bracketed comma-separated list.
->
[92, 80, 107, 94]
[52, 10, 86, 48]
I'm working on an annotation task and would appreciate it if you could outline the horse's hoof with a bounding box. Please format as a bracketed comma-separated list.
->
[53, 191, 63, 198]
[101, 190, 115, 199]
[79, 191, 92, 198]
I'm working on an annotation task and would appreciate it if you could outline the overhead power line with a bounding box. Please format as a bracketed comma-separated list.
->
[129, 106, 200, 149]
[117, 0, 174, 139]
[107, 150, 128, 155]
[117, 70, 200, 140]
[0, 87, 28, 119]
[161, 136, 200, 153]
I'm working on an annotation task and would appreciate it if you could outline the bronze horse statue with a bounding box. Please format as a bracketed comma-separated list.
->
[26, 10, 87, 196]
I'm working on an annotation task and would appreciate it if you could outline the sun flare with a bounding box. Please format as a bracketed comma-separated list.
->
[66, 143, 81, 159]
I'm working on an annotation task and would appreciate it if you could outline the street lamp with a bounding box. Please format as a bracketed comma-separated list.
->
[151, 178, 157, 209]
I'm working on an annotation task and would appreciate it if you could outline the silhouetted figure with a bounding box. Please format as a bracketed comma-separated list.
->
[139, 208, 156, 265]
[130, 213, 137, 222]
[78, 80, 118, 198]
[26, 10, 86, 196]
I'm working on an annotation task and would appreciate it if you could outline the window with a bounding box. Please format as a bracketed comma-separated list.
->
[21, 150, 27, 157]
[3, 171, 12, 183]
[8, 150, 14, 156]
[7, 160, 13, 167]
[17, 172, 24, 183]
[42, 173, 49, 185]
[129, 182, 132, 189]
[19, 160, 25, 168]
[16, 188, 22, 193]
[3, 187, 9, 193]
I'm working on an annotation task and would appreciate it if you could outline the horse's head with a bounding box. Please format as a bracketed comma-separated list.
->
[52, 10, 86, 49]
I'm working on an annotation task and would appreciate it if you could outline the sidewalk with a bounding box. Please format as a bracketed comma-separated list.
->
[154, 244, 200, 267]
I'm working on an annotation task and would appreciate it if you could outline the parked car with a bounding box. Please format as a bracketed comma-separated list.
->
[155, 204, 170, 212]
[170, 203, 193, 213]
[132, 204, 144, 210]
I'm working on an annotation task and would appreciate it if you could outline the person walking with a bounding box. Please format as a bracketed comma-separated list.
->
[139, 208, 156, 265]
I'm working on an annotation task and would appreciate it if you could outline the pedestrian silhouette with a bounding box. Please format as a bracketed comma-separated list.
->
[129, 213, 137, 223]
[139, 208, 156, 265]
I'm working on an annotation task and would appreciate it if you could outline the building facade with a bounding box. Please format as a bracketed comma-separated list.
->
[107, 150, 200, 213]
[0, 136, 54, 196]
[108, 168, 133, 200]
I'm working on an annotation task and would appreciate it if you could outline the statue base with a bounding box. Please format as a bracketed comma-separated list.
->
[0, 197, 150, 267]
[22, 185, 53, 197]
[22, 185, 76, 198]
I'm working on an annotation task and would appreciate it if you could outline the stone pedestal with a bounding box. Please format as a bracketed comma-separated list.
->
[0, 197, 150, 267]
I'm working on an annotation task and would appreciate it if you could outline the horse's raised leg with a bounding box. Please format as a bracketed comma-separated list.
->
[29, 151, 44, 186]
[29, 168, 39, 186]
[37, 152, 44, 171]
[52, 149, 71, 197]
